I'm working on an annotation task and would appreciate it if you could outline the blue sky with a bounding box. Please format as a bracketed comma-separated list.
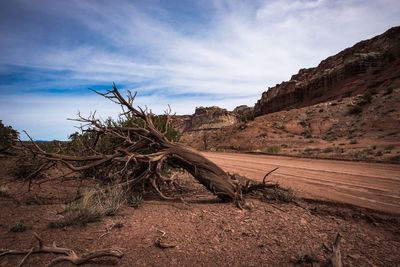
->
[0, 0, 399, 140]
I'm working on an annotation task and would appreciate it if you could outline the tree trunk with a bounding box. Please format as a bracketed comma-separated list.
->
[166, 143, 238, 200]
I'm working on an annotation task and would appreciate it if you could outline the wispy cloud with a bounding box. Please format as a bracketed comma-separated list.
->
[0, 0, 399, 139]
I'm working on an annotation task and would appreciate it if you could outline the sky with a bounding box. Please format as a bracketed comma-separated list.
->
[0, 0, 399, 140]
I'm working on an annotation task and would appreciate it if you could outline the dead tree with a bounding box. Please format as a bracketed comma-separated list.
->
[22, 84, 282, 206]
[23, 84, 246, 202]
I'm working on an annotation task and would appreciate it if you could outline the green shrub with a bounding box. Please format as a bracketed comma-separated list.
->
[383, 86, 393, 95]
[389, 155, 400, 162]
[128, 195, 143, 208]
[358, 90, 373, 105]
[240, 113, 255, 122]
[323, 147, 334, 153]
[13, 156, 45, 180]
[9, 222, 28, 232]
[263, 146, 281, 154]
[348, 105, 362, 115]
[0, 120, 18, 152]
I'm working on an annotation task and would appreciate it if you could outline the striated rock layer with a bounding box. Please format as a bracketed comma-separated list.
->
[173, 106, 238, 132]
[254, 26, 400, 116]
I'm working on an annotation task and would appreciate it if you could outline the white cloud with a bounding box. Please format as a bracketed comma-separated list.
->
[1, 0, 399, 139]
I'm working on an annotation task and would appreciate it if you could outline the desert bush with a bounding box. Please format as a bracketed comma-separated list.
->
[0, 120, 18, 152]
[293, 251, 319, 265]
[264, 186, 296, 203]
[48, 185, 125, 228]
[383, 86, 393, 95]
[349, 150, 369, 160]
[383, 108, 396, 115]
[240, 113, 255, 122]
[349, 139, 358, 144]
[13, 156, 45, 180]
[127, 195, 143, 208]
[348, 105, 362, 115]
[389, 155, 400, 162]
[358, 90, 373, 105]
[9, 222, 28, 232]
[384, 144, 395, 151]
[323, 147, 334, 153]
[263, 146, 281, 154]
[0, 185, 10, 197]
[302, 148, 321, 156]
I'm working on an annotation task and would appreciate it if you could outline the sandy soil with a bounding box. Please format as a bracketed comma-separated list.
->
[1, 157, 400, 267]
[203, 152, 400, 214]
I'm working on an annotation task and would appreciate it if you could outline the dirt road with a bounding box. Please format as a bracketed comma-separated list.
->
[203, 152, 400, 214]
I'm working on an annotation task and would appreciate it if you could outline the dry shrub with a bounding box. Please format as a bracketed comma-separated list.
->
[48, 185, 125, 228]
[0, 185, 10, 197]
[13, 156, 45, 180]
[263, 145, 281, 154]
[264, 186, 296, 203]
[9, 222, 29, 233]
[292, 250, 319, 265]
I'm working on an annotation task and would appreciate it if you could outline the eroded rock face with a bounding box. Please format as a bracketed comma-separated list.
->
[233, 105, 254, 120]
[191, 106, 238, 130]
[254, 26, 400, 116]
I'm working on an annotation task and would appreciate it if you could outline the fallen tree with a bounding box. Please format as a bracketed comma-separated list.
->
[22, 84, 282, 206]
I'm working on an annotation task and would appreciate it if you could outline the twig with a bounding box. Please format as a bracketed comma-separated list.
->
[17, 247, 34, 267]
[331, 233, 343, 267]
[270, 204, 286, 212]
[262, 167, 279, 184]
[155, 230, 176, 249]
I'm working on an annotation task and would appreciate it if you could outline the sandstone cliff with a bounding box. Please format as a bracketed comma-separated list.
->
[254, 26, 400, 116]
[173, 106, 238, 132]
[191, 106, 238, 130]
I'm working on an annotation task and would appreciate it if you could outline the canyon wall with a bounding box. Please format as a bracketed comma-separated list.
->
[254, 26, 400, 116]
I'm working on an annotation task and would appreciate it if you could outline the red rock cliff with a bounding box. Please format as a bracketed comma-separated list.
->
[254, 26, 400, 116]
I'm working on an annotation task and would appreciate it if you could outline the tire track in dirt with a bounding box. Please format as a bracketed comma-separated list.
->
[202, 152, 400, 214]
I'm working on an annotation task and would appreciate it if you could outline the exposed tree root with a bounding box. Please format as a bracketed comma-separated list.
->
[331, 233, 343, 267]
[0, 232, 123, 266]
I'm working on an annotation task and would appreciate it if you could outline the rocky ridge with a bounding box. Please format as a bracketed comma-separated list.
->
[254, 26, 400, 116]
[173, 106, 239, 132]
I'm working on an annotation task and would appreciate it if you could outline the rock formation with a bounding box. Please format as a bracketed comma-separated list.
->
[191, 106, 238, 130]
[233, 105, 254, 121]
[173, 106, 239, 133]
[254, 26, 400, 116]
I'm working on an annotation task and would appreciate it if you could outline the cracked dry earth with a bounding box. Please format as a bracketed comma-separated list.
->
[0, 157, 399, 266]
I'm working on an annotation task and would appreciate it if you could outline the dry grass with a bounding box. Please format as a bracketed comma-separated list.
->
[0, 185, 10, 197]
[48, 185, 126, 228]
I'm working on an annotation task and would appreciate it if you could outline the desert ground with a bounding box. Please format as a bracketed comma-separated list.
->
[1, 155, 399, 267]
[203, 152, 400, 214]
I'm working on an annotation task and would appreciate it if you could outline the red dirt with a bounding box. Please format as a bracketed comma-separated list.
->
[203, 152, 400, 214]
[1, 157, 400, 266]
